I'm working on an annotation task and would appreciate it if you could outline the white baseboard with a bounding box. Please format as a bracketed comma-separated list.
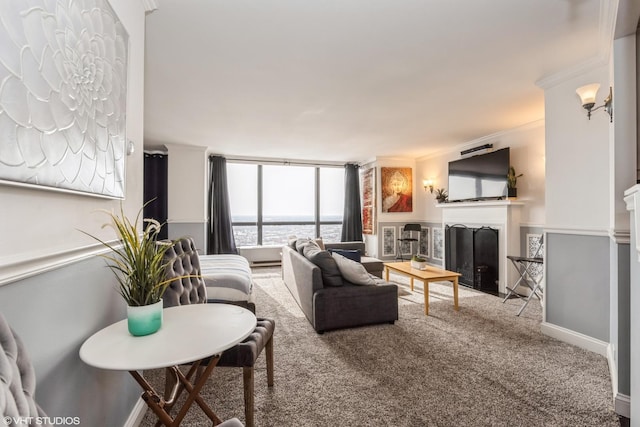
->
[123, 397, 147, 427]
[615, 393, 631, 418]
[540, 322, 608, 356]
[606, 344, 631, 418]
[607, 344, 619, 400]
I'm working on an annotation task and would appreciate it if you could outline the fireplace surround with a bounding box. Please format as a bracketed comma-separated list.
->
[436, 201, 523, 295]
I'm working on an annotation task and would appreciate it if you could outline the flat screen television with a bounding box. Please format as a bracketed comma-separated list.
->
[447, 148, 510, 202]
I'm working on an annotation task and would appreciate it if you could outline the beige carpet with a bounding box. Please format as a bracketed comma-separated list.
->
[140, 267, 619, 427]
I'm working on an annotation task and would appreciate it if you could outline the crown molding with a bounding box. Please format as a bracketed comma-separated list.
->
[417, 119, 545, 162]
[535, 0, 617, 89]
[142, 0, 159, 14]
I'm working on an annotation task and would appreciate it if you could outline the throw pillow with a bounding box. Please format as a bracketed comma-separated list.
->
[303, 245, 344, 287]
[328, 248, 361, 263]
[332, 253, 376, 285]
[296, 238, 318, 254]
[287, 235, 298, 249]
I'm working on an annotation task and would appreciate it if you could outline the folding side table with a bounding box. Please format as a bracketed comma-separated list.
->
[502, 255, 544, 316]
[80, 304, 257, 426]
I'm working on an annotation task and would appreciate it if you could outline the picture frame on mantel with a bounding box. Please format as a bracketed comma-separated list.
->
[0, 0, 129, 199]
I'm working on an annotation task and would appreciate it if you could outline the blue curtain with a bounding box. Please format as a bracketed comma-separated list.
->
[341, 163, 363, 242]
[207, 156, 238, 254]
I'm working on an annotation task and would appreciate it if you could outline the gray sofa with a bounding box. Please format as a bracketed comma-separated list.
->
[281, 241, 398, 333]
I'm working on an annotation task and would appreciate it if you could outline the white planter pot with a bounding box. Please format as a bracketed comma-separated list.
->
[127, 299, 163, 336]
[411, 260, 428, 270]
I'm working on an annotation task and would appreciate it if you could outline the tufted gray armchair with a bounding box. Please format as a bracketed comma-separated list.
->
[162, 237, 207, 307]
[0, 313, 52, 427]
[161, 237, 274, 427]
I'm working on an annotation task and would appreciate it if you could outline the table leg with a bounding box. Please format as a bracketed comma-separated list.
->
[423, 280, 429, 315]
[453, 277, 459, 311]
[173, 358, 222, 426]
[129, 356, 223, 427]
[385, 267, 390, 282]
[130, 371, 176, 427]
[410, 277, 414, 292]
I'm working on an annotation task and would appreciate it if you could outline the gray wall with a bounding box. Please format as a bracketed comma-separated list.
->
[615, 242, 631, 395]
[546, 233, 610, 341]
[0, 257, 140, 426]
[630, 219, 640, 423]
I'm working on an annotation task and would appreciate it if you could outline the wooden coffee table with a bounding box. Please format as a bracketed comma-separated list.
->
[384, 262, 461, 315]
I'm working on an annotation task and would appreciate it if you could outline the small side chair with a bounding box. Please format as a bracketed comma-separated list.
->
[396, 223, 422, 260]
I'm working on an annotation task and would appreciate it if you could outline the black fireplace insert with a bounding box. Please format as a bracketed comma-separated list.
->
[445, 225, 499, 295]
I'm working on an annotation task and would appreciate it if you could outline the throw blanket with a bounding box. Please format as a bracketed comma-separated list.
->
[199, 254, 254, 302]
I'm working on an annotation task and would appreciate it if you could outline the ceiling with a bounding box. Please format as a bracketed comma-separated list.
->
[143, 0, 609, 163]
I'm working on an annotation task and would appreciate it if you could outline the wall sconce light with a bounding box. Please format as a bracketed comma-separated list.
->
[423, 179, 434, 193]
[576, 84, 613, 122]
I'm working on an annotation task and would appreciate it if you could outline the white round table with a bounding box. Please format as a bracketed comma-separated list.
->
[79, 303, 257, 426]
[80, 303, 256, 370]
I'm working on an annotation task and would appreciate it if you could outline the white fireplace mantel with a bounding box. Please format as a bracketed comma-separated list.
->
[436, 200, 524, 294]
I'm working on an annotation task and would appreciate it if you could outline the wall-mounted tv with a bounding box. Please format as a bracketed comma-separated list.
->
[447, 147, 510, 202]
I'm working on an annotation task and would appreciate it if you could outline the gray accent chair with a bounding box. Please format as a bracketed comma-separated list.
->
[162, 237, 208, 307]
[162, 237, 274, 427]
[0, 313, 52, 427]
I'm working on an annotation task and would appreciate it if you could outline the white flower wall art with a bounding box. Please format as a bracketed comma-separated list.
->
[0, 0, 128, 198]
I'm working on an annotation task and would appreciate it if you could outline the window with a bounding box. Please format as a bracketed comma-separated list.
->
[227, 162, 345, 246]
[319, 167, 344, 241]
[227, 163, 258, 247]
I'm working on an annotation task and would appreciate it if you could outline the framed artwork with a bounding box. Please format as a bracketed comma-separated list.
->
[432, 226, 444, 261]
[382, 226, 396, 257]
[381, 167, 412, 213]
[0, 0, 129, 198]
[361, 168, 376, 234]
[419, 227, 430, 258]
[526, 233, 544, 281]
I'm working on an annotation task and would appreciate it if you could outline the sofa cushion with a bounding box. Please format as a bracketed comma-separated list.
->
[328, 248, 361, 263]
[303, 245, 344, 287]
[332, 253, 376, 285]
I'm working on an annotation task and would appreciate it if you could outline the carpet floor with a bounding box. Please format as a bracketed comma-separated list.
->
[140, 267, 620, 427]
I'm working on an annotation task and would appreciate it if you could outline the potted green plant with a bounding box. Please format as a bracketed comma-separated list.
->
[434, 188, 448, 203]
[411, 255, 428, 270]
[82, 202, 177, 336]
[507, 166, 523, 198]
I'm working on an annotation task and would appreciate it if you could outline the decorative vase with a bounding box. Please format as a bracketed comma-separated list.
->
[127, 299, 163, 336]
[508, 188, 517, 198]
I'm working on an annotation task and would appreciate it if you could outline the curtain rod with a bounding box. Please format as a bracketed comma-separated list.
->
[215, 155, 358, 168]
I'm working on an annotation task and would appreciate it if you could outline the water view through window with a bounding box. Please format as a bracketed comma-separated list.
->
[227, 163, 344, 247]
